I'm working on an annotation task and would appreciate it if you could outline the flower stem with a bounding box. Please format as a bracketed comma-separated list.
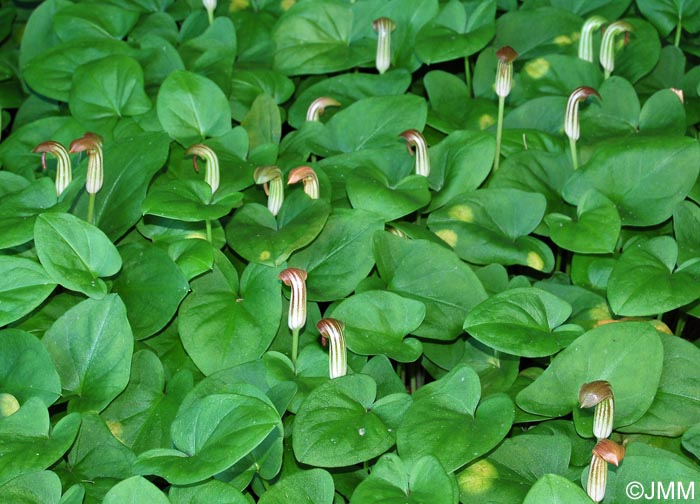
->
[675, 17, 682, 47]
[87, 193, 96, 225]
[205, 219, 212, 243]
[206, 9, 214, 25]
[291, 327, 299, 372]
[494, 95, 505, 172]
[569, 136, 579, 170]
[464, 56, 472, 98]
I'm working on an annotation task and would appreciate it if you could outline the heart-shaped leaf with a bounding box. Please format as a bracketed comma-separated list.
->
[0, 256, 56, 326]
[258, 469, 334, 504]
[142, 179, 243, 222]
[34, 212, 122, 299]
[523, 474, 590, 504]
[103, 476, 170, 504]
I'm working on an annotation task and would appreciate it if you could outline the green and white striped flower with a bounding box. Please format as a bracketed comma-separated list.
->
[254, 166, 284, 216]
[578, 16, 607, 62]
[306, 97, 340, 122]
[34, 140, 72, 196]
[495, 46, 518, 98]
[587, 439, 625, 503]
[317, 318, 347, 379]
[579, 380, 614, 439]
[69, 132, 103, 195]
[565, 86, 600, 143]
[279, 268, 308, 332]
[400, 129, 430, 177]
[288, 165, 320, 199]
[372, 17, 396, 75]
[186, 144, 220, 194]
[600, 21, 633, 79]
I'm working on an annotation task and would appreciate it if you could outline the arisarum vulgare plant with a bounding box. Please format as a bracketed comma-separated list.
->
[316, 318, 347, 379]
[69, 132, 103, 224]
[254, 165, 284, 216]
[586, 439, 625, 502]
[578, 16, 607, 62]
[202, 0, 216, 25]
[186, 143, 220, 242]
[372, 17, 396, 75]
[306, 97, 340, 123]
[33, 140, 71, 197]
[493, 46, 517, 172]
[579, 380, 615, 439]
[565, 86, 600, 170]
[400, 129, 430, 177]
[279, 267, 307, 370]
[288, 165, 320, 199]
[600, 20, 633, 79]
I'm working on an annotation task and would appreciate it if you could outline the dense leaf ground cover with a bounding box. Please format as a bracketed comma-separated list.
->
[1, 0, 700, 502]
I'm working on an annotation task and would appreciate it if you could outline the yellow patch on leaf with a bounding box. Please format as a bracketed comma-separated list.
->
[435, 229, 458, 248]
[448, 205, 474, 223]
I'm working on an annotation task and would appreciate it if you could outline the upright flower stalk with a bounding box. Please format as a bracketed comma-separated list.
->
[565, 86, 600, 170]
[254, 166, 284, 216]
[317, 318, 347, 379]
[586, 439, 625, 502]
[373, 17, 396, 75]
[600, 21, 633, 79]
[33, 141, 72, 197]
[288, 166, 320, 199]
[579, 380, 615, 440]
[202, 0, 216, 24]
[69, 132, 103, 224]
[494, 46, 517, 172]
[186, 143, 220, 242]
[306, 97, 340, 123]
[400, 130, 430, 177]
[279, 268, 308, 370]
[578, 16, 607, 62]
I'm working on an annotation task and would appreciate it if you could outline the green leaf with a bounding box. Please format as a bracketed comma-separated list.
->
[241, 94, 281, 150]
[293, 374, 395, 468]
[0, 178, 57, 249]
[614, 18, 662, 84]
[351, 454, 457, 504]
[619, 334, 700, 436]
[179, 17, 237, 95]
[579, 76, 640, 139]
[516, 321, 663, 426]
[427, 129, 495, 210]
[427, 188, 554, 272]
[68, 55, 151, 135]
[53, 3, 140, 41]
[43, 295, 133, 412]
[230, 68, 294, 121]
[397, 365, 513, 472]
[523, 474, 590, 504]
[0, 398, 81, 486]
[0, 471, 62, 504]
[607, 236, 700, 316]
[639, 89, 686, 136]
[0, 257, 56, 326]
[374, 232, 488, 340]
[169, 480, 247, 504]
[518, 54, 602, 100]
[103, 476, 170, 504]
[416, 0, 495, 64]
[23, 38, 134, 102]
[314, 95, 427, 155]
[166, 238, 215, 281]
[637, 0, 700, 36]
[674, 200, 700, 265]
[0, 329, 61, 407]
[258, 469, 334, 504]
[34, 212, 122, 299]
[347, 166, 431, 222]
[156, 70, 231, 146]
[102, 351, 193, 453]
[178, 252, 281, 375]
[272, 1, 373, 75]
[564, 136, 700, 226]
[135, 393, 280, 484]
[142, 179, 244, 222]
[72, 132, 171, 241]
[227, 191, 330, 267]
[464, 288, 573, 357]
[329, 291, 424, 362]
[545, 190, 621, 254]
[112, 242, 189, 340]
[287, 70, 410, 129]
[289, 209, 384, 301]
